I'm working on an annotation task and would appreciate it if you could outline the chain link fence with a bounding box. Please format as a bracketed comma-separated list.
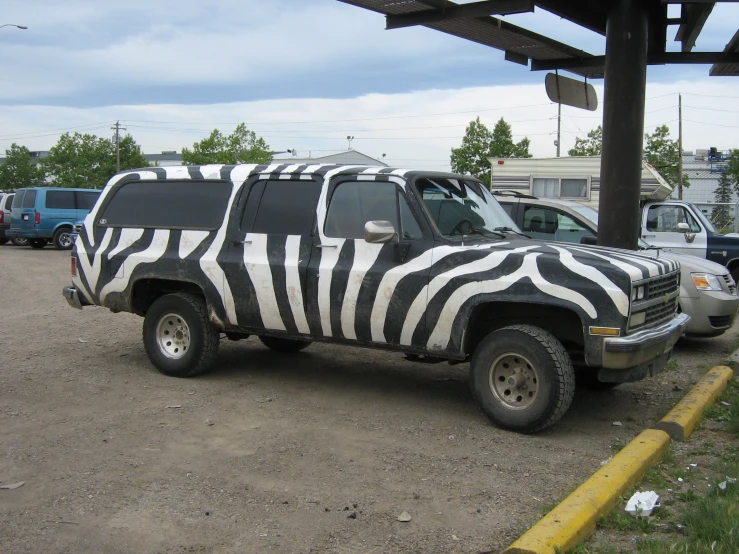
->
[694, 202, 739, 235]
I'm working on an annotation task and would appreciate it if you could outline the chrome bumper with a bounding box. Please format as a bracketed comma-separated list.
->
[62, 286, 83, 310]
[602, 313, 690, 370]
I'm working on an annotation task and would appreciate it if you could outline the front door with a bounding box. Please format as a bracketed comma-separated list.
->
[305, 175, 431, 347]
[223, 176, 323, 335]
[641, 203, 708, 257]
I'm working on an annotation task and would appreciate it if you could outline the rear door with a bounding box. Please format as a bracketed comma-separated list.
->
[223, 176, 323, 334]
[641, 202, 708, 257]
[13, 190, 37, 232]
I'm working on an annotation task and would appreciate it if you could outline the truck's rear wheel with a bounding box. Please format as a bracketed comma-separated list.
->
[143, 293, 219, 377]
[10, 237, 28, 246]
[0, 238, 8, 245]
[469, 325, 575, 433]
[259, 336, 312, 352]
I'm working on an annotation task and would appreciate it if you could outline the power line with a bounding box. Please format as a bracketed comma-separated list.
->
[0, 121, 116, 141]
[683, 105, 739, 113]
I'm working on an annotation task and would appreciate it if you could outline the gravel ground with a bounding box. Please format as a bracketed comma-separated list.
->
[1, 246, 737, 554]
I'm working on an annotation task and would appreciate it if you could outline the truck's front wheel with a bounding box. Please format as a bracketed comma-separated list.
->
[469, 325, 575, 433]
[143, 293, 219, 377]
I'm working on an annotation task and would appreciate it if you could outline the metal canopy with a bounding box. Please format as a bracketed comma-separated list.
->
[338, 0, 739, 77]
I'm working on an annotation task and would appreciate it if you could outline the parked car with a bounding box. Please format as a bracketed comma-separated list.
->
[7, 187, 102, 249]
[63, 165, 688, 433]
[495, 192, 739, 338]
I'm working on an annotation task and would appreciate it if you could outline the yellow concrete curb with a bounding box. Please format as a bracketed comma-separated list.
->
[504, 429, 670, 554]
[654, 366, 734, 440]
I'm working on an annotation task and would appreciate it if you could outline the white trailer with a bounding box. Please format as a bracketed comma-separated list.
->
[489, 156, 672, 209]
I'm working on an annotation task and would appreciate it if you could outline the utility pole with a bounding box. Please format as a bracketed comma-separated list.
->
[556, 102, 561, 157]
[111, 121, 127, 173]
[678, 94, 683, 200]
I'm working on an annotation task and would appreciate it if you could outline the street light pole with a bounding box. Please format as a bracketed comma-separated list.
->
[0, 24, 28, 31]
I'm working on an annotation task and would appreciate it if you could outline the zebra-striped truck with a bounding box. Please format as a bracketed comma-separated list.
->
[63, 164, 689, 432]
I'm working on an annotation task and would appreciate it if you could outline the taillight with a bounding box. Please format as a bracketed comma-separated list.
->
[0, 210, 4, 223]
[35, 212, 41, 225]
[71, 257, 77, 277]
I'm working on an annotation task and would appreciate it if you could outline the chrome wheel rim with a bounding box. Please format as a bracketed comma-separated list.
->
[59, 232, 72, 248]
[155, 313, 191, 359]
[489, 352, 539, 410]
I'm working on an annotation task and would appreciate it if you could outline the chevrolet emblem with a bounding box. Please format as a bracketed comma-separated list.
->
[663, 295, 669, 304]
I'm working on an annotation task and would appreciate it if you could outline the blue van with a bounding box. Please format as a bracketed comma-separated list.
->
[8, 187, 102, 250]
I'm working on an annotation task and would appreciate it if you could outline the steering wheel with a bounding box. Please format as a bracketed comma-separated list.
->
[450, 219, 475, 236]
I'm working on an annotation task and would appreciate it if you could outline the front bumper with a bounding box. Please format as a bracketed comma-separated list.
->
[602, 312, 690, 370]
[62, 286, 83, 310]
[681, 290, 739, 337]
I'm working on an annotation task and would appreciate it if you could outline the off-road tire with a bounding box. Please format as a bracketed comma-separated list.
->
[469, 324, 575, 433]
[53, 227, 74, 250]
[143, 293, 219, 377]
[259, 336, 312, 352]
[10, 237, 28, 246]
[29, 239, 47, 249]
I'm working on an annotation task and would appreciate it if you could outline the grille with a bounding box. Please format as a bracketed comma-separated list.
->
[709, 315, 735, 328]
[646, 273, 680, 299]
[722, 274, 737, 295]
[645, 298, 678, 326]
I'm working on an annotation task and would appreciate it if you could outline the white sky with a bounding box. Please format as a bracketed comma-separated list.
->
[0, 0, 737, 170]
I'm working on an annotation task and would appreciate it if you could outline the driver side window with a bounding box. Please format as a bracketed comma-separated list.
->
[646, 205, 701, 233]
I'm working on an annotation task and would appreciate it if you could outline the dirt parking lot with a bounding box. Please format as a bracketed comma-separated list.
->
[1, 246, 737, 554]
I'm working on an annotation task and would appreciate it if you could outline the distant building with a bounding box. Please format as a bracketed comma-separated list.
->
[271, 150, 388, 166]
[144, 151, 183, 166]
[681, 149, 734, 204]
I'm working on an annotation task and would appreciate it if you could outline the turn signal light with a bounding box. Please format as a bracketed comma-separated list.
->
[35, 212, 40, 225]
[589, 327, 620, 336]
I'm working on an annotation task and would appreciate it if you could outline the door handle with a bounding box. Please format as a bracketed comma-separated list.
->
[241, 240, 252, 245]
[315, 244, 337, 249]
[642, 234, 656, 238]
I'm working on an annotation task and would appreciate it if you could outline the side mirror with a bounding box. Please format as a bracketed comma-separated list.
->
[677, 222, 690, 233]
[364, 220, 397, 244]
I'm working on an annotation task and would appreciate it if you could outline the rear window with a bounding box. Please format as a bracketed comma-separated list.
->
[46, 190, 76, 210]
[76, 191, 101, 211]
[3, 194, 13, 210]
[21, 190, 37, 209]
[100, 180, 232, 230]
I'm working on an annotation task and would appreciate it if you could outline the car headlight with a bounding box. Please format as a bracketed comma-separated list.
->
[691, 273, 722, 291]
[631, 285, 645, 301]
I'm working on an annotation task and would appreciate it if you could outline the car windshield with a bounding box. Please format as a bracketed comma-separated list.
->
[691, 205, 718, 234]
[570, 204, 599, 226]
[415, 177, 520, 237]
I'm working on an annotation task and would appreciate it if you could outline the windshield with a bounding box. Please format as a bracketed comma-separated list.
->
[570, 204, 599, 226]
[415, 177, 520, 237]
[690, 204, 718, 234]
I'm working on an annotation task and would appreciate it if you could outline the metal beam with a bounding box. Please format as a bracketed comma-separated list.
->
[710, 28, 739, 76]
[675, 3, 714, 52]
[385, 0, 534, 30]
[531, 51, 739, 71]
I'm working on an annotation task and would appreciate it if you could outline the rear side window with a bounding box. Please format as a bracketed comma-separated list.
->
[76, 191, 101, 211]
[11, 192, 24, 209]
[244, 180, 322, 235]
[3, 194, 13, 210]
[21, 190, 37, 209]
[46, 190, 76, 209]
[100, 180, 232, 230]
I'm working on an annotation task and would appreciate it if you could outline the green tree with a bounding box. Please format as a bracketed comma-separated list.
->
[568, 126, 602, 156]
[643, 125, 689, 191]
[42, 132, 150, 188]
[725, 149, 739, 193]
[0, 143, 46, 191]
[450, 117, 531, 186]
[181, 123, 271, 165]
[713, 172, 733, 232]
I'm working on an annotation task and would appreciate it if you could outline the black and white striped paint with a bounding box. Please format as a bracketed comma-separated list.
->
[72, 164, 679, 360]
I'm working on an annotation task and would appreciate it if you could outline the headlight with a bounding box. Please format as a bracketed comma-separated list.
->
[631, 285, 645, 301]
[629, 311, 646, 327]
[691, 273, 722, 291]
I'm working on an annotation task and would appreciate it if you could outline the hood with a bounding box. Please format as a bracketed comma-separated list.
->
[639, 248, 729, 275]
